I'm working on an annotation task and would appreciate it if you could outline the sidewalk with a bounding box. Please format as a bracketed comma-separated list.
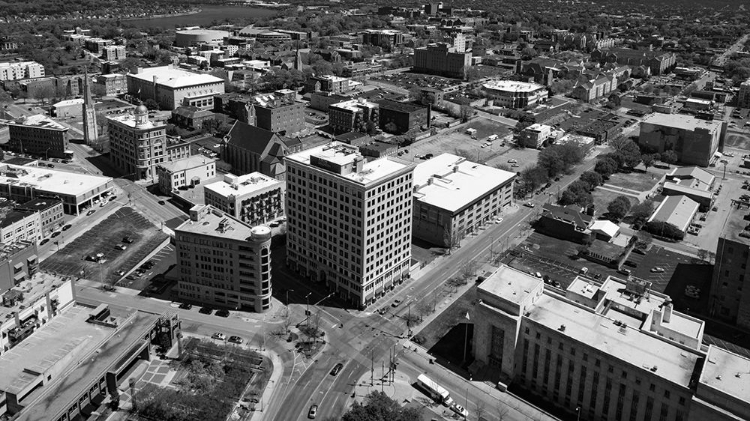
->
[248, 350, 284, 421]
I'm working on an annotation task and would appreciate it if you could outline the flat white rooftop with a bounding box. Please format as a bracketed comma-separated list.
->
[483, 80, 545, 93]
[107, 113, 164, 130]
[177, 205, 258, 241]
[129, 66, 224, 89]
[479, 265, 542, 305]
[12, 114, 67, 131]
[52, 98, 84, 108]
[330, 98, 378, 112]
[205, 172, 281, 198]
[0, 164, 112, 197]
[413, 153, 515, 213]
[286, 142, 412, 187]
[528, 294, 702, 388]
[158, 155, 216, 173]
[642, 113, 723, 132]
[700, 345, 750, 402]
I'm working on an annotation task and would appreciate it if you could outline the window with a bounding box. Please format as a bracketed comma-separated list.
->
[678, 397, 685, 406]
[664, 390, 670, 399]
[649, 383, 656, 392]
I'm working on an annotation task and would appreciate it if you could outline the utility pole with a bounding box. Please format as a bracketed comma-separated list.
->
[381, 361, 384, 392]
[371, 349, 374, 386]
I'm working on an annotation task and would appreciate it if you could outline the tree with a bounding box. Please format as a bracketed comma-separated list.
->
[580, 171, 603, 188]
[143, 98, 160, 110]
[631, 200, 655, 228]
[459, 104, 473, 123]
[644, 220, 685, 241]
[661, 150, 678, 167]
[620, 140, 642, 168]
[342, 391, 422, 421]
[607, 195, 632, 221]
[641, 153, 655, 172]
[698, 248, 709, 262]
[594, 157, 618, 178]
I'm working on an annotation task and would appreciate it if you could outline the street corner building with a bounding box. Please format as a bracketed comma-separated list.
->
[174, 204, 273, 313]
[285, 142, 415, 309]
[471, 265, 750, 421]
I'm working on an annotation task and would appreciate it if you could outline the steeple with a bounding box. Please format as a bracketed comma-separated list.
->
[294, 41, 303, 71]
[82, 68, 98, 146]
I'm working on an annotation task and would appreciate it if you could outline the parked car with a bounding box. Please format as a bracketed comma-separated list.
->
[115, 244, 127, 250]
[40, 238, 49, 245]
[199, 307, 213, 315]
[391, 299, 402, 307]
[211, 332, 226, 341]
[524, 202, 535, 208]
[228, 335, 243, 344]
[51, 231, 60, 238]
[122, 236, 134, 243]
[87, 209, 96, 216]
[650, 267, 665, 273]
[179, 303, 193, 310]
[450, 403, 469, 418]
[308, 404, 318, 419]
[115, 270, 126, 276]
[617, 268, 632, 276]
[62, 224, 72, 231]
[216, 309, 230, 317]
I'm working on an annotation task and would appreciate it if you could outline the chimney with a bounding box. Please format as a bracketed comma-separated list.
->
[453, 165, 458, 173]
[663, 297, 673, 323]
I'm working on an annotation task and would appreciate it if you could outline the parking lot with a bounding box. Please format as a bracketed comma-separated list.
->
[40, 207, 169, 286]
[120, 243, 176, 292]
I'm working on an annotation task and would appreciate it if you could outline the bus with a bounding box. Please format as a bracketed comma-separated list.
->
[416, 374, 454, 405]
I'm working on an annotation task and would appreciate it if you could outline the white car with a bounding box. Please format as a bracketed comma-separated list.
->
[494, 218, 504, 224]
[451, 403, 469, 418]
[212, 332, 227, 341]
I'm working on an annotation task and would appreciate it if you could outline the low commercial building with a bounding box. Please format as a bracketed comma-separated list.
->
[156, 155, 217, 194]
[204, 172, 284, 226]
[0, 292, 180, 421]
[638, 114, 726, 167]
[555, 133, 595, 155]
[14, 198, 64, 238]
[412, 153, 515, 247]
[519, 123, 554, 148]
[6, 115, 71, 160]
[661, 182, 713, 211]
[377, 99, 430, 134]
[170, 106, 215, 130]
[0, 202, 41, 245]
[474, 267, 750, 421]
[175, 204, 273, 312]
[0, 164, 114, 215]
[589, 219, 620, 241]
[0, 241, 38, 295]
[51, 98, 84, 119]
[310, 92, 350, 112]
[482, 80, 549, 109]
[666, 166, 715, 190]
[328, 98, 379, 134]
[648, 195, 699, 234]
[127, 65, 225, 110]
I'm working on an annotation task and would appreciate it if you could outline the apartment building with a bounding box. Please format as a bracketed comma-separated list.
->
[412, 153, 515, 247]
[248, 89, 305, 136]
[285, 142, 415, 309]
[155, 155, 217, 194]
[711, 203, 750, 329]
[474, 266, 749, 421]
[414, 33, 471, 79]
[6, 115, 70, 159]
[101, 45, 126, 61]
[204, 173, 284, 226]
[175, 205, 273, 312]
[638, 114, 726, 167]
[328, 98, 379, 134]
[92, 73, 127, 97]
[306, 75, 351, 94]
[108, 105, 190, 180]
[377, 99, 430, 134]
[361, 29, 404, 48]
[0, 62, 44, 81]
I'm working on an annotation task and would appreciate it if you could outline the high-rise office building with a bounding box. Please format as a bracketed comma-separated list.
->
[285, 142, 415, 309]
[711, 204, 750, 329]
[175, 205, 273, 312]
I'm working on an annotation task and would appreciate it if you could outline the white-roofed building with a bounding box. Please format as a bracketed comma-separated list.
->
[648, 195, 699, 234]
[472, 267, 750, 421]
[204, 172, 284, 226]
[412, 153, 515, 247]
[638, 114, 725, 167]
[0, 164, 113, 215]
[51, 98, 84, 119]
[126, 65, 225, 110]
[156, 155, 217, 194]
[590, 219, 620, 241]
[482, 80, 549, 108]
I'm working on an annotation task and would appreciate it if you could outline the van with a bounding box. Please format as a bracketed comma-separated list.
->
[487, 134, 498, 142]
[617, 268, 632, 276]
[580, 267, 589, 275]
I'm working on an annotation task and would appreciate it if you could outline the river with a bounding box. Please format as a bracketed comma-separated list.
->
[126, 5, 281, 29]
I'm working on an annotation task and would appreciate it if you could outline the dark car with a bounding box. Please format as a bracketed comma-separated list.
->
[51, 231, 60, 238]
[330, 363, 344, 376]
[199, 307, 213, 315]
[179, 303, 193, 310]
[40, 238, 49, 245]
[122, 236, 134, 243]
[228, 335, 243, 344]
[62, 224, 72, 231]
[625, 260, 638, 268]
[216, 309, 230, 318]
[87, 209, 96, 216]
[158, 200, 166, 205]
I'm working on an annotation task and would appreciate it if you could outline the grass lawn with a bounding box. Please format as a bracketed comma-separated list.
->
[463, 118, 512, 140]
[605, 170, 662, 192]
[592, 188, 640, 215]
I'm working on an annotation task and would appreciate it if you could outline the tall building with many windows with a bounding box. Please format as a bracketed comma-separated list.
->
[175, 205, 272, 312]
[285, 142, 414, 309]
[710, 204, 750, 329]
[473, 265, 750, 421]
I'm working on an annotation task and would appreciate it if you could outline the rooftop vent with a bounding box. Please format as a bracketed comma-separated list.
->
[558, 325, 566, 332]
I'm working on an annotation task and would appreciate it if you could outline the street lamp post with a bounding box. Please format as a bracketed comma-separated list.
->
[286, 289, 294, 306]
[305, 292, 312, 325]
